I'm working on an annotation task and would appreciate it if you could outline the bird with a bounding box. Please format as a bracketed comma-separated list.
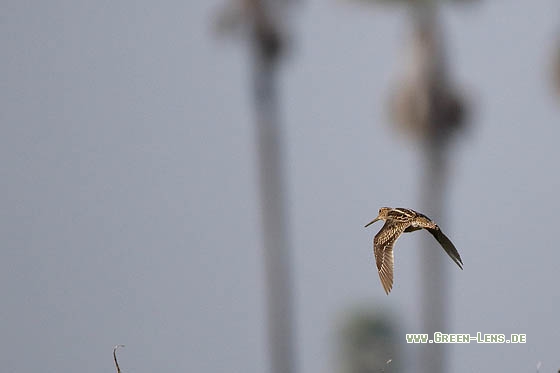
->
[365, 207, 463, 294]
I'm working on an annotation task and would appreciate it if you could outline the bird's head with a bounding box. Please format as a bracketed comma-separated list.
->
[365, 207, 392, 227]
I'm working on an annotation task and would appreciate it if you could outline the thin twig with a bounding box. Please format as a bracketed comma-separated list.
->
[113, 345, 125, 373]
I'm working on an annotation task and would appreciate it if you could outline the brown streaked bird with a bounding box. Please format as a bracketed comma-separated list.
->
[365, 207, 463, 294]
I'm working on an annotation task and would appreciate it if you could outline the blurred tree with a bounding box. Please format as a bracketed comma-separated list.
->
[343, 0, 473, 372]
[214, 2, 298, 373]
[389, 9, 466, 141]
[337, 309, 401, 373]
[389, 5, 469, 373]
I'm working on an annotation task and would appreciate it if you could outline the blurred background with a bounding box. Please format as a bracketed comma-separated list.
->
[2, 1, 560, 372]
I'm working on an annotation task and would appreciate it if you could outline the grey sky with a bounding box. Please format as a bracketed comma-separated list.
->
[2, 1, 560, 372]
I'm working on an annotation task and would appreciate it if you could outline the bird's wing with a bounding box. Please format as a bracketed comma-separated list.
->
[374, 221, 407, 294]
[426, 227, 464, 270]
[404, 226, 422, 233]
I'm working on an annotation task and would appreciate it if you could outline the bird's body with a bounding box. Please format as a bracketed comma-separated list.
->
[365, 207, 463, 294]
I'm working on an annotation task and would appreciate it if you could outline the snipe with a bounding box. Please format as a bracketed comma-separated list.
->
[365, 207, 463, 294]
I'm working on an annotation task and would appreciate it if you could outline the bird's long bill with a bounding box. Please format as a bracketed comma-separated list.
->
[364, 217, 380, 228]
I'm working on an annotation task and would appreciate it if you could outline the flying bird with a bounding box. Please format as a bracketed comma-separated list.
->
[365, 207, 463, 294]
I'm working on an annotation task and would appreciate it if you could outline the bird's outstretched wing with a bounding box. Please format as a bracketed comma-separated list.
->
[404, 226, 422, 233]
[426, 227, 463, 270]
[374, 221, 407, 294]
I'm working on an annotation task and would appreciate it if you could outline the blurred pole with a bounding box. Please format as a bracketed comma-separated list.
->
[342, 0, 472, 371]
[214, 1, 297, 372]
[248, 2, 297, 373]
[410, 8, 444, 373]
[388, 3, 467, 373]
[419, 136, 447, 373]
[413, 7, 463, 373]
[553, 38, 560, 98]
[252, 38, 298, 373]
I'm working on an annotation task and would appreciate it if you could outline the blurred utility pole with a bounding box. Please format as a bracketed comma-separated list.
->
[215, 2, 298, 373]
